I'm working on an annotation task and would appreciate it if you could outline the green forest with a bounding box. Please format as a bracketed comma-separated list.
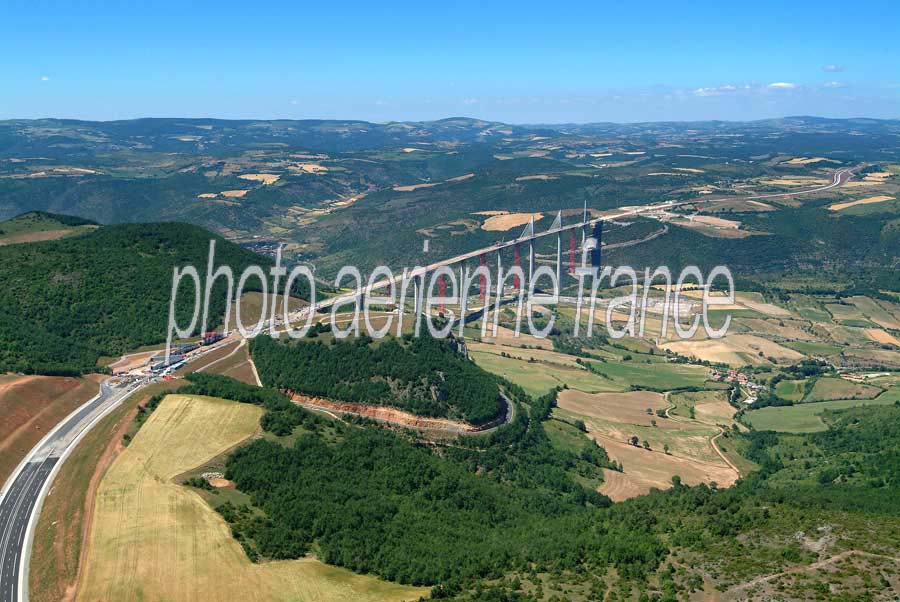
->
[0, 222, 268, 374]
[250, 334, 502, 425]
[194, 370, 900, 599]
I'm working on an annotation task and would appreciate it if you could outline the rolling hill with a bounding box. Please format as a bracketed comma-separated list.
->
[0, 220, 269, 374]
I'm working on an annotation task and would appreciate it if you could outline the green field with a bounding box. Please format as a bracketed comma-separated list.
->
[793, 305, 832, 322]
[468, 349, 622, 397]
[586, 359, 710, 390]
[782, 340, 842, 356]
[544, 417, 593, 455]
[849, 296, 900, 329]
[774, 379, 807, 401]
[803, 376, 882, 402]
[0, 211, 97, 244]
[745, 396, 899, 432]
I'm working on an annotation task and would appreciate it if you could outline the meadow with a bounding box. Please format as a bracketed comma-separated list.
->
[744, 395, 899, 432]
[75, 394, 426, 602]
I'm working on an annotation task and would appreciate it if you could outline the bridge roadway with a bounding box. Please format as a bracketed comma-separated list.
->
[0, 167, 852, 602]
[295, 168, 853, 317]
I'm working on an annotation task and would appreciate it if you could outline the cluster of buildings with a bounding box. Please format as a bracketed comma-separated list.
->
[239, 239, 280, 258]
[148, 332, 226, 374]
[841, 372, 889, 382]
[709, 368, 763, 393]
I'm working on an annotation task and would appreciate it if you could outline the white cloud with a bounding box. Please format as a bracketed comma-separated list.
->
[768, 82, 798, 89]
[824, 64, 845, 72]
[824, 81, 844, 89]
[693, 84, 738, 97]
[40, 75, 50, 81]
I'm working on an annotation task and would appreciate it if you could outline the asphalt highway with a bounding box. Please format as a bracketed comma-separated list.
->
[0, 380, 142, 602]
[0, 167, 853, 602]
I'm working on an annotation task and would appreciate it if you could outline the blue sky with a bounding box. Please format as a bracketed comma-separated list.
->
[3, 0, 899, 123]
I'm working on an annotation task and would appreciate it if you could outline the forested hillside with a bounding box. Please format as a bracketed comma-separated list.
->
[250, 334, 502, 425]
[214, 373, 900, 597]
[0, 222, 269, 374]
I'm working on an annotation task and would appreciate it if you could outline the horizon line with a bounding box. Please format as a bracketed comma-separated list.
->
[3, 114, 899, 127]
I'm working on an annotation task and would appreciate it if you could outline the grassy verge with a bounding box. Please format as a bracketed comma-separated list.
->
[28, 379, 183, 602]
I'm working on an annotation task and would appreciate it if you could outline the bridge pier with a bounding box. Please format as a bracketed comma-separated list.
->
[569, 230, 576, 274]
[555, 230, 561, 288]
[479, 253, 486, 304]
[528, 239, 534, 289]
[591, 221, 604, 269]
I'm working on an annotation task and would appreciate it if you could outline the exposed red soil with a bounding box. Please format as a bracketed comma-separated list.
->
[0, 375, 100, 486]
[285, 391, 478, 433]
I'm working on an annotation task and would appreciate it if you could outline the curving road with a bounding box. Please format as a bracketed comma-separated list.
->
[0, 167, 853, 602]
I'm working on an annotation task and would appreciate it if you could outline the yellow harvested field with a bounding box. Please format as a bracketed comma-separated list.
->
[646, 172, 685, 176]
[747, 200, 775, 209]
[866, 328, 900, 347]
[785, 157, 839, 165]
[220, 189, 248, 198]
[690, 215, 740, 228]
[599, 468, 650, 501]
[693, 398, 738, 425]
[597, 439, 737, 501]
[590, 152, 612, 158]
[515, 174, 558, 181]
[76, 394, 424, 602]
[758, 177, 828, 187]
[473, 210, 507, 216]
[469, 342, 582, 367]
[829, 195, 894, 211]
[477, 325, 554, 349]
[843, 181, 880, 188]
[736, 318, 816, 341]
[558, 390, 667, 425]
[734, 292, 792, 316]
[481, 212, 543, 231]
[393, 173, 472, 192]
[291, 163, 329, 174]
[651, 283, 703, 292]
[0, 227, 97, 245]
[851, 297, 900, 329]
[330, 191, 369, 208]
[197, 193, 217, 198]
[864, 172, 893, 179]
[393, 182, 438, 192]
[401, 147, 423, 152]
[238, 173, 280, 185]
[665, 288, 742, 311]
[446, 173, 474, 183]
[661, 334, 804, 367]
[556, 389, 737, 500]
[673, 167, 705, 173]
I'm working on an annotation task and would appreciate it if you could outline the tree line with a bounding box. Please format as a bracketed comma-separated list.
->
[250, 333, 502, 425]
